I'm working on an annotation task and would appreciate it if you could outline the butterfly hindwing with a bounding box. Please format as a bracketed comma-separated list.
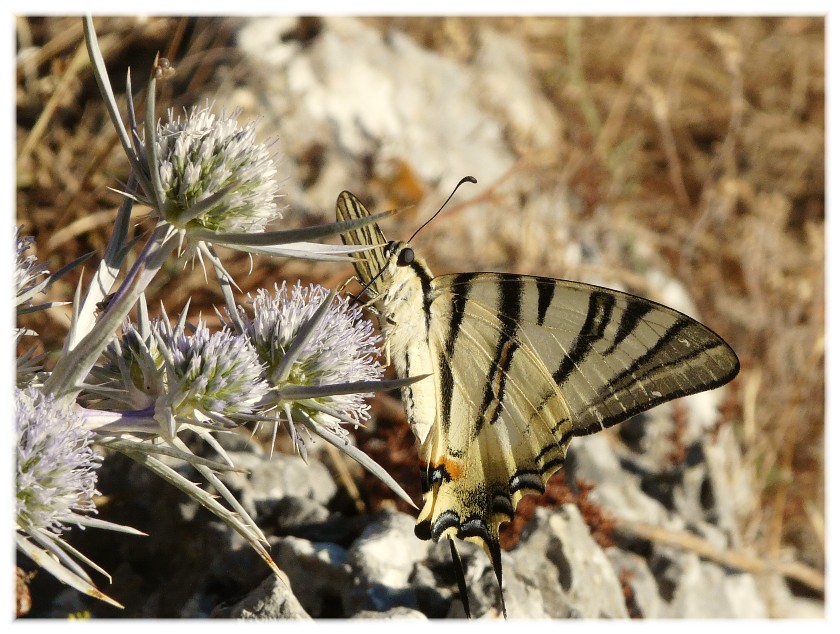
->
[417, 273, 575, 549]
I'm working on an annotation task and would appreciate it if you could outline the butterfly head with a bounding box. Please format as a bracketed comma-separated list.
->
[383, 240, 416, 267]
[373, 240, 433, 295]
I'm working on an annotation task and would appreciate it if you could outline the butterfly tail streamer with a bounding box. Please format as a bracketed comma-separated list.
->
[448, 537, 471, 619]
[488, 538, 507, 619]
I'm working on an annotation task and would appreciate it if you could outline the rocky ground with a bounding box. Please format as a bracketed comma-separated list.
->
[23, 403, 820, 618]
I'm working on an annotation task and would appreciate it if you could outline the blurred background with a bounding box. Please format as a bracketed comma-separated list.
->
[15, 15, 824, 616]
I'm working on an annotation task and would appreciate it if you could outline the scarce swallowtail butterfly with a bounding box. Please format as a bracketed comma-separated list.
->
[337, 187, 740, 616]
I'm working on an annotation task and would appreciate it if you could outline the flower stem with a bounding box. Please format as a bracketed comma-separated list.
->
[44, 224, 180, 400]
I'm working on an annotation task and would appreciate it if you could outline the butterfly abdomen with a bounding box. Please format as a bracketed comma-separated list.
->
[376, 246, 440, 448]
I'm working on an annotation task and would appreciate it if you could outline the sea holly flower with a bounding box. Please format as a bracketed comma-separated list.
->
[151, 105, 282, 234]
[15, 228, 49, 310]
[79, 314, 282, 586]
[140, 104, 381, 262]
[91, 317, 271, 437]
[16, 386, 143, 607]
[15, 228, 49, 387]
[15, 387, 100, 537]
[238, 282, 385, 450]
[158, 319, 270, 433]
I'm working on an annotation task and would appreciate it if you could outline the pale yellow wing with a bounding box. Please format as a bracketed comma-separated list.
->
[415, 272, 739, 573]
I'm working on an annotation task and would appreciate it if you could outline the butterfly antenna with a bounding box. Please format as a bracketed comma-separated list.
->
[407, 175, 477, 244]
[448, 537, 472, 619]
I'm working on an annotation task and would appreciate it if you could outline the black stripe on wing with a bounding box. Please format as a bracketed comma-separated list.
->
[439, 272, 473, 437]
[476, 276, 523, 437]
[535, 276, 556, 326]
[573, 318, 740, 435]
[551, 290, 616, 386]
[437, 271, 739, 437]
[604, 297, 654, 355]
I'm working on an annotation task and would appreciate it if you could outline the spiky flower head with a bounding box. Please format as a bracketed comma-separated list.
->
[162, 320, 270, 427]
[15, 227, 48, 309]
[94, 318, 270, 435]
[152, 105, 282, 233]
[16, 387, 100, 536]
[15, 227, 49, 387]
[240, 281, 384, 438]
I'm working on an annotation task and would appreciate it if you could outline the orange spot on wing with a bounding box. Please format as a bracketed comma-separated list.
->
[439, 457, 464, 480]
[420, 456, 465, 481]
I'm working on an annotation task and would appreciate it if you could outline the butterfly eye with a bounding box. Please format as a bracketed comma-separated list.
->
[397, 247, 415, 266]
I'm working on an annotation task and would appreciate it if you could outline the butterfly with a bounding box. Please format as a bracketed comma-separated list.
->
[337, 187, 740, 616]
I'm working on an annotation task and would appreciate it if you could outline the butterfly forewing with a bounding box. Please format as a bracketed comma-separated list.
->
[439, 274, 740, 436]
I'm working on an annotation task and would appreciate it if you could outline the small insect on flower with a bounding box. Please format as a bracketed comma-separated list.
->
[238, 282, 385, 453]
[152, 105, 282, 233]
[15, 387, 101, 536]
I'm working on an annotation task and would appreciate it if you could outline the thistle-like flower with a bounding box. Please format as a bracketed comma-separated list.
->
[15, 227, 49, 309]
[152, 105, 282, 233]
[15, 228, 49, 387]
[16, 387, 100, 537]
[80, 316, 280, 589]
[161, 319, 270, 430]
[239, 282, 385, 450]
[92, 317, 271, 437]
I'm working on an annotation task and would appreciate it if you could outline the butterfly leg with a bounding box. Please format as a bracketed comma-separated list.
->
[336, 277, 353, 293]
